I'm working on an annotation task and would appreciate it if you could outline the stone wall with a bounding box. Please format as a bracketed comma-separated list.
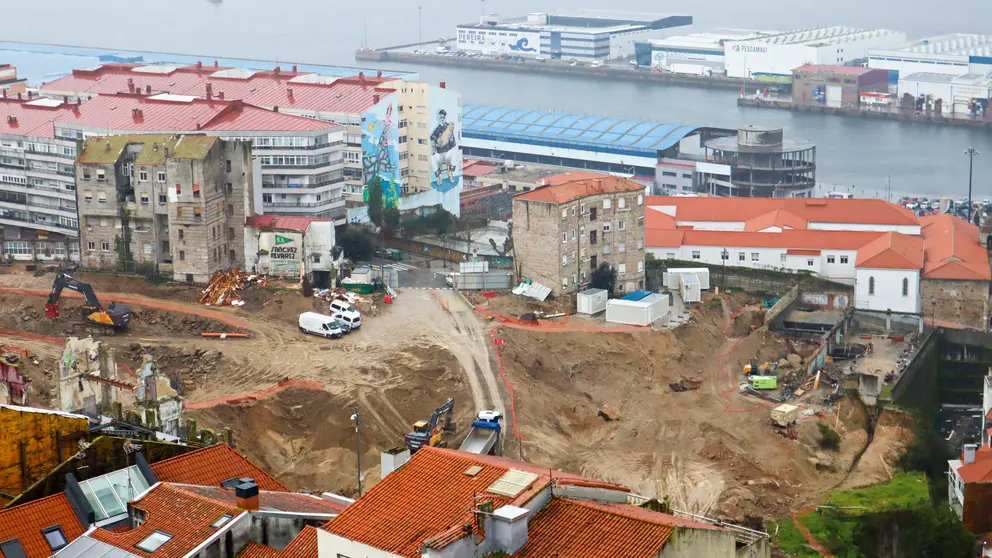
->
[922, 278, 989, 330]
[512, 197, 561, 293]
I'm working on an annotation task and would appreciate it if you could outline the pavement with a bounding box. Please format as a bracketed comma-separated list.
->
[364, 256, 451, 289]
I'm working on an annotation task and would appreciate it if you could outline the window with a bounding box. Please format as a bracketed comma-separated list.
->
[101, 241, 110, 252]
[571, 230, 576, 240]
[589, 230, 597, 245]
[87, 241, 95, 251]
[902, 277, 909, 296]
[228, 227, 235, 241]
[417, 138, 428, 145]
[619, 243, 625, 253]
[210, 515, 233, 529]
[225, 160, 232, 172]
[617, 220, 625, 230]
[637, 237, 643, 250]
[637, 195, 643, 205]
[178, 229, 184, 240]
[84, 191, 92, 202]
[228, 204, 234, 216]
[666, 252, 675, 259]
[175, 183, 182, 195]
[157, 172, 166, 183]
[826, 255, 835, 264]
[82, 169, 91, 180]
[98, 192, 107, 203]
[158, 194, 166, 204]
[562, 232, 567, 243]
[398, 135, 407, 144]
[618, 197, 626, 209]
[571, 206, 576, 217]
[868, 276, 875, 295]
[807, 259, 814, 266]
[662, 171, 677, 177]
[140, 193, 149, 204]
[192, 184, 201, 197]
[42, 527, 67, 551]
[682, 173, 692, 179]
[618, 263, 627, 274]
[589, 207, 597, 221]
[561, 208, 567, 220]
[194, 207, 202, 219]
[96, 170, 105, 180]
[637, 261, 644, 273]
[580, 203, 586, 215]
[227, 182, 233, 193]
[750, 253, 759, 261]
[738, 252, 745, 261]
[780, 253, 787, 263]
[179, 251, 185, 261]
[136, 531, 173, 553]
[562, 277, 568, 288]
[562, 254, 568, 266]
[0, 539, 27, 558]
[603, 199, 611, 209]
[139, 171, 148, 181]
[691, 251, 700, 260]
[840, 255, 848, 264]
[602, 223, 611, 232]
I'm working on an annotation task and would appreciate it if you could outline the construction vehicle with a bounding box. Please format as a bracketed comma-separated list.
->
[459, 410, 502, 455]
[770, 404, 800, 427]
[404, 397, 456, 454]
[744, 359, 773, 375]
[44, 273, 131, 330]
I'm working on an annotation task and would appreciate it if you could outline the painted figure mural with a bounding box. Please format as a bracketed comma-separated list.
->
[361, 97, 401, 208]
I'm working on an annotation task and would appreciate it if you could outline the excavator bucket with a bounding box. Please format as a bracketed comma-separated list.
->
[44, 303, 59, 319]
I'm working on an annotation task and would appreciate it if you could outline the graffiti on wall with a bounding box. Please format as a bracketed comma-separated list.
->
[429, 87, 462, 195]
[361, 96, 401, 209]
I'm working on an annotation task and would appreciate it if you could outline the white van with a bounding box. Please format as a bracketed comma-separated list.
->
[299, 312, 345, 339]
[330, 300, 362, 329]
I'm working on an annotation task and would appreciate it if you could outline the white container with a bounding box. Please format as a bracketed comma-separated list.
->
[679, 274, 702, 303]
[576, 288, 608, 315]
[460, 260, 490, 273]
[664, 268, 710, 290]
[605, 292, 669, 326]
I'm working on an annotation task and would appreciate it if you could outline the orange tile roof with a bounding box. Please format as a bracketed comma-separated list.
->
[238, 526, 319, 558]
[150, 444, 288, 491]
[0, 493, 86, 558]
[646, 228, 886, 251]
[172, 484, 344, 514]
[515, 175, 644, 204]
[743, 209, 808, 231]
[958, 446, 992, 483]
[855, 232, 925, 270]
[786, 249, 821, 255]
[240, 542, 283, 558]
[90, 483, 239, 558]
[920, 214, 992, 281]
[515, 498, 675, 557]
[646, 196, 919, 226]
[645, 208, 677, 229]
[539, 171, 613, 187]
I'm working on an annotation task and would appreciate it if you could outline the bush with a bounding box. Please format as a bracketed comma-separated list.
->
[590, 263, 617, 296]
[818, 423, 841, 451]
[338, 229, 374, 262]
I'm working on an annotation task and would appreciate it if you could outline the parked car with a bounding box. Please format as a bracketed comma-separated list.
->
[330, 300, 362, 330]
[299, 312, 345, 339]
[374, 248, 393, 260]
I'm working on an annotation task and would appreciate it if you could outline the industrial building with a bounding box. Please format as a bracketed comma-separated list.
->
[792, 65, 890, 107]
[75, 135, 255, 283]
[868, 34, 992, 79]
[898, 72, 991, 117]
[698, 126, 817, 198]
[461, 104, 734, 194]
[724, 26, 907, 80]
[634, 28, 773, 75]
[455, 10, 691, 61]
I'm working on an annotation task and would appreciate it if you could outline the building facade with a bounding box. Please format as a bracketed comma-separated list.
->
[76, 134, 254, 283]
[869, 34, 992, 79]
[635, 28, 773, 74]
[701, 126, 816, 198]
[792, 65, 890, 107]
[513, 175, 646, 295]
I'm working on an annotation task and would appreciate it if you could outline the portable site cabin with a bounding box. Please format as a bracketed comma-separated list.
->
[576, 288, 608, 315]
[663, 268, 711, 290]
[680, 273, 702, 303]
[605, 290, 669, 326]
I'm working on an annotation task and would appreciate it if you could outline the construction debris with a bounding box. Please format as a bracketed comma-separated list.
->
[599, 407, 620, 421]
[199, 269, 268, 306]
[669, 376, 703, 392]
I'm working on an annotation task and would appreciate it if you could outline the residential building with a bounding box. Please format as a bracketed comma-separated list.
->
[949, 442, 992, 534]
[0, 64, 27, 96]
[0, 95, 82, 260]
[244, 215, 337, 287]
[40, 63, 462, 217]
[318, 446, 770, 557]
[76, 134, 254, 282]
[513, 174, 646, 295]
[645, 197, 991, 322]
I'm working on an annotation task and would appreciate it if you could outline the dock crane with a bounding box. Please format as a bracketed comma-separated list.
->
[44, 273, 131, 330]
[404, 397, 456, 454]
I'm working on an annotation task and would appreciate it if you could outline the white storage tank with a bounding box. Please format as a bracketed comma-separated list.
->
[576, 288, 608, 315]
[664, 268, 711, 290]
[605, 291, 670, 326]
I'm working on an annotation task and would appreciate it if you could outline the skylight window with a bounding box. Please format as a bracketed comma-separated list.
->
[41, 526, 67, 551]
[77, 465, 151, 520]
[135, 531, 173, 553]
[487, 470, 539, 497]
[210, 514, 233, 528]
[0, 539, 27, 558]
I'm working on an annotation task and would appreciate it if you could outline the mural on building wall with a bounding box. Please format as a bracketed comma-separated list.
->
[361, 96, 401, 209]
[429, 87, 462, 195]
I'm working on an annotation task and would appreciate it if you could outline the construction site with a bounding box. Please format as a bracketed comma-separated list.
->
[0, 264, 917, 525]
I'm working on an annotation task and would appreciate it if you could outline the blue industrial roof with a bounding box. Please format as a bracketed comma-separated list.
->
[620, 290, 654, 301]
[462, 105, 702, 159]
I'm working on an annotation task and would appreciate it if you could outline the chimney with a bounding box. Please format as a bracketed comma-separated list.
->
[127, 78, 135, 93]
[273, 105, 279, 113]
[380, 447, 411, 478]
[196, 122, 202, 130]
[196, 60, 203, 72]
[440, 80, 446, 89]
[235, 481, 259, 511]
[492, 506, 529, 555]
[17, 92, 22, 100]
[146, 85, 152, 95]
[292, 65, 298, 73]
[214, 60, 220, 67]
[27, 91, 33, 99]
[132, 108, 142, 119]
[475, 500, 494, 539]
[359, 72, 366, 88]
[218, 91, 225, 100]
[377, 70, 382, 78]
[206, 83, 213, 100]
[965, 443, 978, 465]
[274, 65, 281, 76]
[373, 93, 380, 104]
[287, 88, 293, 99]
[6, 116, 16, 125]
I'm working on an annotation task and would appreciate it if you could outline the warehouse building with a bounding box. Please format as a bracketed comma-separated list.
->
[724, 26, 907, 80]
[898, 72, 991, 116]
[792, 65, 889, 107]
[868, 34, 992, 79]
[456, 10, 691, 61]
[634, 28, 773, 75]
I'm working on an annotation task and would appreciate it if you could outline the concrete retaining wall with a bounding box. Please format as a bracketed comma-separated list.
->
[738, 97, 992, 129]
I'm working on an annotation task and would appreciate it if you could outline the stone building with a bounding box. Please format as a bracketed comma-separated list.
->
[512, 174, 646, 296]
[921, 213, 992, 329]
[76, 134, 255, 283]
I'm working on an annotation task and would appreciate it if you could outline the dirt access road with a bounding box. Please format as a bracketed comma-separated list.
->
[0, 270, 502, 495]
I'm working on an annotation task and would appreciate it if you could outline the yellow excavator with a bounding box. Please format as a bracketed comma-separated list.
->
[44, 273, 131, 330]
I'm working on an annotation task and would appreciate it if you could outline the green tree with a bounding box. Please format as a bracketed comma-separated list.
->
[382, 207, 401, 239]
[367, 176, 384, 226]
[818, 423, 841, 451]
[338, 229, 374, 262]
[590, 263, 617, 296]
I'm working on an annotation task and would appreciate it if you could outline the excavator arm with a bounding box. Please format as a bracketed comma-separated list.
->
[46, 273, 103, 309]
[45, 273, 131, 329]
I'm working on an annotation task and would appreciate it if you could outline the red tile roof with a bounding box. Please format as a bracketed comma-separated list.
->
[786, 249, 821, 255]
[172, 484, 344, 514]
[0, 97, 76, 138]
[90, 483, 239, 558]
[462, 159, 499, 178]
[0, 493, 86, 558]
[516, 175, 644, 204]
[855, 232, 925, 270]
[245, 215, 331, 233]
[744, 209, 808, 231]
[240, 525, 319, 558]
[920, 214, 992, 281]
[240, 542, 283, 558]
[958, 446, 992, 483]
[646, 228, 887, 251]
[793, 64, 882, 76]
[40, 65, 395, 116]
[646, 196, 919, 227]
[150, 444, 288, 491]
[539, 171, 614, 187]
[55, 93, 334, 133]
[516, 498, 676, 558]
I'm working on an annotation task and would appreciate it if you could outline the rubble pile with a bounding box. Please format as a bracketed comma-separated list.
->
[200, 269, 268, 306]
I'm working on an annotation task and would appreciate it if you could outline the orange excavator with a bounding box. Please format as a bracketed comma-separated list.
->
[44, 273, 131, 330]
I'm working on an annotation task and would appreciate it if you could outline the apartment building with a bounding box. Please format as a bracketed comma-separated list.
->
[512, 173, 647, 295]
[0, 94, 81, 261]
[76, 134, 254, 283]
[40, 63, 462, 216]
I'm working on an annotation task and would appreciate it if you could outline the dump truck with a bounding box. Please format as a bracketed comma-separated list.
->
[458, 410, 502, 455]
[771, 404, 800, 427]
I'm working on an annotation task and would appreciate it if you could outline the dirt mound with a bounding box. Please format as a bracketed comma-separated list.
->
[119, 344, 230, 396]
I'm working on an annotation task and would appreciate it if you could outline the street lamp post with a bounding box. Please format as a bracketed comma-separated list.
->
[966, 147, 980, 223]
[351, 409, 363, 497]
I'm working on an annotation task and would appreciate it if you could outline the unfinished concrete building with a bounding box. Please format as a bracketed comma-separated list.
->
[76, 134, 255, 283]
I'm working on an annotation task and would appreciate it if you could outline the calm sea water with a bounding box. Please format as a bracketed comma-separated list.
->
[5, 0, 991, 196]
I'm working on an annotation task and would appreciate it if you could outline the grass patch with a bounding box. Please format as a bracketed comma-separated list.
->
[822, 472, 929, 513]
[769, 517, 822, 558]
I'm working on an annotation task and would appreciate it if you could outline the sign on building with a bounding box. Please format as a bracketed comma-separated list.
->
[267, 233, 302, 273]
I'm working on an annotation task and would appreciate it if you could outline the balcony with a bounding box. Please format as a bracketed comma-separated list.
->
[265, 199, 345, 209]
[261, 177, 346, 190]
[0, 212, 77, 236]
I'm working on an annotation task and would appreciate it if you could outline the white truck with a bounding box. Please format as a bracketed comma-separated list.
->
[298, 312, 346, 339]
[459, 411, 502, 455]
[330, 299, 362, 330]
